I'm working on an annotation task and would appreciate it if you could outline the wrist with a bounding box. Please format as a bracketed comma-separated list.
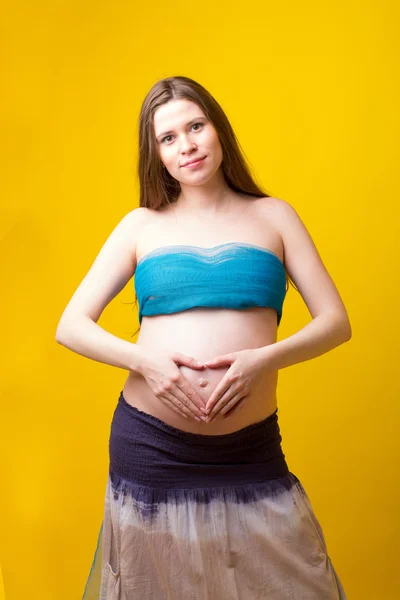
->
[256, 344, 276, 370]
[129, 345, 149, 374]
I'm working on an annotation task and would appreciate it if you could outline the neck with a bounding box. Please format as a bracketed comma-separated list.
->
[174, 173, 235, 217]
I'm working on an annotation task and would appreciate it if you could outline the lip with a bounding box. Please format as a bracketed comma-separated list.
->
[182, 156, 206, 168]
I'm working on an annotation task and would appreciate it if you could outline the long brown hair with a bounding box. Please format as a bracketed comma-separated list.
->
[138, 75, 270, 209]
[127, 76, 297, 337]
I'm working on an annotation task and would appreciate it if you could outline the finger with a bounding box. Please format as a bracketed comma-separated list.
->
[205, 380, 230, 413]
[177, 379, 207, 414]
[204, 355, 233, 367]
[205, 373, 239, 414]
[172, 354, 205, 369]
[168, 384, 206, 420]
[209, 390, 244, 422]
[162, 391, 200, 420]
[160, 377, 206, 419]
[163, 399, 189, 419]
[183, 361, 206, 370]
[221, 394, 247, 417]
[208, 386, 237, 420]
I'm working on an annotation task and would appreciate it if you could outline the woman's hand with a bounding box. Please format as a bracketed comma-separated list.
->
[137, 349, 208, 422]
[204, 348, 268, 421]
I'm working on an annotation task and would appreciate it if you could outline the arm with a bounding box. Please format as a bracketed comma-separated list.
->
[56, 317, 145, 372]
[55, 208, 148, 373]
[258, 198, 352, 371]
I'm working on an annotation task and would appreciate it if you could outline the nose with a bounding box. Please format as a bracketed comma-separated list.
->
[180, 137, 197, 153]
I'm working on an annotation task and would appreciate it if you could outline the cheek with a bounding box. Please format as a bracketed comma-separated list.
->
[209, 138, 223, 164]
[161, 149, 176, 168]
[209, 133, 222, 155]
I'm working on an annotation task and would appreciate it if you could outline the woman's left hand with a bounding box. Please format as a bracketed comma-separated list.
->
[203, 348, 268, 421]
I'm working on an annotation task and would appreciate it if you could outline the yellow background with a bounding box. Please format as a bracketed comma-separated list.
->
[1, 1, 399, 598]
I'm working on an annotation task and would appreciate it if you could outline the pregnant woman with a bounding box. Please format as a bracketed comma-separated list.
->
[56, 76, 351, 599]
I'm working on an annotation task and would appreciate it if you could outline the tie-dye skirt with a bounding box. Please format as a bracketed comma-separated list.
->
[82, 391, 347, 599]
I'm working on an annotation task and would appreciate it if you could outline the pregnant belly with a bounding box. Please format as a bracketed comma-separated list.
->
[122, 307, 280, 435]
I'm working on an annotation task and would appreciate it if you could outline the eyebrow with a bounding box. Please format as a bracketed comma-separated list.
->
[156, 117, 207, 140]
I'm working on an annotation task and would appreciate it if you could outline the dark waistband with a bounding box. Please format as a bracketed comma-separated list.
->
[109, 391, 289, 489]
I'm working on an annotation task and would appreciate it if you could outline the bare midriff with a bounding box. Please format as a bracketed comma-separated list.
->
[122, 195, 285, 435]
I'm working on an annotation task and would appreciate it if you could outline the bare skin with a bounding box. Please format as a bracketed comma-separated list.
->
[122, 194, 284, 434]
[56, 98, 350, 436]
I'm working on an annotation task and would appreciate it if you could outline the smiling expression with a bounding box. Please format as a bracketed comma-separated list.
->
[153, 98, 223, 184]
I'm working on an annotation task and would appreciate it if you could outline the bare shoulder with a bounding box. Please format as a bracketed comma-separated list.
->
[255, 196, 310, 243]
[257, 196, 351, 329]
[56, 206, 151, 327]
[124, 206, 151, 230]
[258, 195, 319, 274]
[254, 195, 295, 220]
[119, 206, 152, 248]
[249, 195, 289, 228]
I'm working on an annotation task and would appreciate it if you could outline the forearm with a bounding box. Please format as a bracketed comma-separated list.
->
[55, 316, 145, 373]
[258, 313, 352, 371]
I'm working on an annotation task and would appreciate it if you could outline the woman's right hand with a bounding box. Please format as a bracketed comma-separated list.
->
[137, 349, 208, 421]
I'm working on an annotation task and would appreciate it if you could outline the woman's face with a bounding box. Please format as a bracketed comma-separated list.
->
[153, 99, 223, 185]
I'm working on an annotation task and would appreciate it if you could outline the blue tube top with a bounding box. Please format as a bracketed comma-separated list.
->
[134, 242, 287, 326]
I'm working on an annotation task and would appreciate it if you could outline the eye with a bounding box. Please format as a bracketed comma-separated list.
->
[160, 122, 204, 145]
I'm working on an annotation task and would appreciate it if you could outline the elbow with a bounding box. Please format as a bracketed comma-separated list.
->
[55, 314, 91, 344]
[55, 326, 67, 345]
[55, 312, 71, 344]
[322, 311, 352, 342]
[338, 316, 352, 342]
[343, 326, 352, 342]
[55, 316, 77, 344]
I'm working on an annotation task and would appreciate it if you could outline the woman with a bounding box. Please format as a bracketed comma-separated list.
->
[56, 76, 351, 599]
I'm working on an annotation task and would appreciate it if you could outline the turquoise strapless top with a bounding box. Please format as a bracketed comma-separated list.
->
[134, 242, 287, 326]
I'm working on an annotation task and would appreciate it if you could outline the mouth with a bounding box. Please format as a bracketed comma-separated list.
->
[182, 156, 206, 168]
